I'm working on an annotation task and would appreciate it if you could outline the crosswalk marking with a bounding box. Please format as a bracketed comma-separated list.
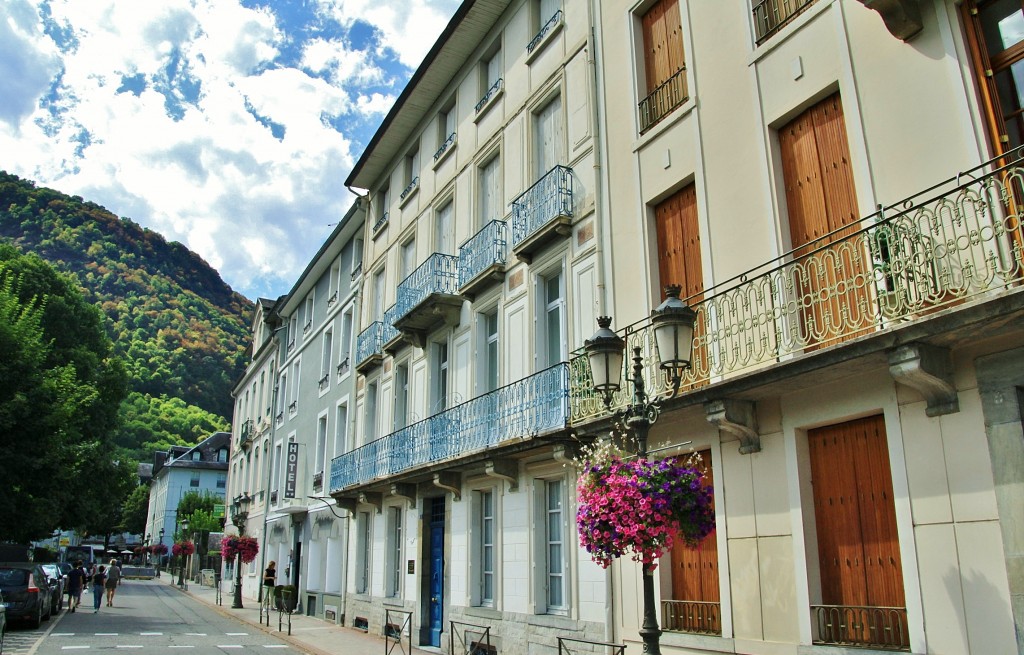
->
[263, 646, 288, 649]
[184, 633, 207, 636]
[60, 647, 90, 650]
[115, 646, 143, 649]
[95, 632, 119, 636]
[168, 646, 195, 649]
[226, 632, 248, 636]
[216, 646, 243, 649]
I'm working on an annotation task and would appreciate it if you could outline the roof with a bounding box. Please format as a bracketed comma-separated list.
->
[345, 0, 512, 190]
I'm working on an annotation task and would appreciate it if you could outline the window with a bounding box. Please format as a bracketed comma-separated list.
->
[288, 315, 298, 350]
[339, 310, 353, 377]
[321, 329, 333, 390]
[479, 309, 500, 393]
[334, 403, 349, 457]
[386, 506, 403, 597]
[356, 511, 371, 594]
[476, 490, 496, 606]
[272, 442, 282, 496]
[432, 342, 450, 413]
[402, 147, 420, 200]
[290, 360, 300, 413]
[436, 201, 454, 255]
[372, 268, 386, 319]
[529, 0, 563, 54]
[534, 95, 564, 180]
[190, 472, 201, 488]
[374, 186, 390, 234]
[304, 295, 315, 333]
[315, 415, 328, 479]
[479, 155, 502, 225]
[477, 44, 503, 113]
[217, 473, 227, 489]
[638, 0, 688, 133]
[538, 478, 567, 614]
[752, 0, 817, 45]
[192, 451, 201, 462]
[329, 261, 341, 305]
[353, 237, 365, 273]
[277, 372, 288, 419]
[537, 266, 566, 368]
[364, 380, 379, 443]
[218, 448, 228, 463]
[394, 363, 410, 431]
[435, 98, 457, 162]
[401, 239, 417, 282]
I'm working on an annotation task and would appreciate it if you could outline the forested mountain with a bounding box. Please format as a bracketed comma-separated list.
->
[0, 171, 253, 460]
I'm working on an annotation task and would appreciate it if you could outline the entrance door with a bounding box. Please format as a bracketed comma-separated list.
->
[427, 498, 445, 647]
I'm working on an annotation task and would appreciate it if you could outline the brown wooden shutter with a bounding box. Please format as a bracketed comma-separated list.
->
[668, 450, 719, 633]
[642, 0, 685, 93]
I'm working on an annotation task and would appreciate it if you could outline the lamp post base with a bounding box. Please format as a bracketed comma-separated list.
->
[640, 563, 662, 655]
[231, 554, 244, 609]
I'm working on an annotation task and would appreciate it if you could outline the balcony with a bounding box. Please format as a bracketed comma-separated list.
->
[639, 66, 688, 134]
[569, 151, 1024, 425]
[337, 356, 350, 378]
[661, 600, 721, 637]
[238, 419, 254, 450]
[752, 0, 817, 45]
[475, 78, 503, 116]
[393, 253, 462, 348]
[329, 363, 569, 493]
[382, 304, 402, 354]
[372, 211, 389, 239]
[433, 132, 456, 164]
[458, 220, 508, 299]
[527, 9, 563, 57]
[355, 321, 384, 373]
[811, 604, 909, 650]
[511, 165, 573, 263]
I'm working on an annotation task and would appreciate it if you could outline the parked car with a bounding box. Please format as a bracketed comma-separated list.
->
[39, 564, 64, 613]
[0, 590, 7, 652]
[0, 564, 52, 628]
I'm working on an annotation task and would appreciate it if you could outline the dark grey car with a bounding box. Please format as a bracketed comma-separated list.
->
[0, 564, 52, 628]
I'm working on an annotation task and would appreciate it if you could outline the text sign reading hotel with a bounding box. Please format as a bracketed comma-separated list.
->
[285, 441, 299, 498]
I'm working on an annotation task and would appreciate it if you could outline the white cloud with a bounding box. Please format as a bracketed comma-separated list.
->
[0, 1, 63, 126]
[356, 92, 396, 117]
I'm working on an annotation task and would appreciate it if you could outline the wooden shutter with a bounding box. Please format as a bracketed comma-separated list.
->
[642, 0, 685, 93]
[808, 415, 905, 609]
[779, 93, 872, 347]
[667, 450, 719, 634]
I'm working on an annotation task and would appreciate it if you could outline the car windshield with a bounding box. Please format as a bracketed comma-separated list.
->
[0, 569, 29, 586]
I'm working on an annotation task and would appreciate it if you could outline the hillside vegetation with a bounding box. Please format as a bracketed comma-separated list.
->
[0, 171, 252, 461]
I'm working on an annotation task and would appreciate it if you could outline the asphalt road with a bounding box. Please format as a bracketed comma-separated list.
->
[4, 579, 300, 655]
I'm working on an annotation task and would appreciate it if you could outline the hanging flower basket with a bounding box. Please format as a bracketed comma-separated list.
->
[576, 448, 714, 569]
[221, 535, 260, 564]
[172, 540, 195, 557]
[152, 543, 168, 555]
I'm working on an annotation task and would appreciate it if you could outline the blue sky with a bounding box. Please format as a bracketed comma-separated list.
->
[0, 0, 461, 299]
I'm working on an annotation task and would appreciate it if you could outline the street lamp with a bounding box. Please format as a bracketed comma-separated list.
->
[583, 284, 697, 655]
[230, 493, 251, 609]
[158, 528, 165, 575]
[177, 518, 189, 587]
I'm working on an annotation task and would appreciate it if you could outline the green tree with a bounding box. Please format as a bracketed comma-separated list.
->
[120, 484, 151, 536]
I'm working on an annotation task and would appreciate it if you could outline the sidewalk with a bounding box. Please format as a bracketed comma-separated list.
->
[162, 575, 428, 655]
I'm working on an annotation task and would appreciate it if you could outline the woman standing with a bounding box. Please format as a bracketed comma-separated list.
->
[105, 559, 122, 607]
[91, 565, 107, 613]
[263, 560, 276, 590]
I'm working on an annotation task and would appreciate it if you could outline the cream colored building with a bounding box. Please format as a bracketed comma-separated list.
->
[586, 0, 1023, 654]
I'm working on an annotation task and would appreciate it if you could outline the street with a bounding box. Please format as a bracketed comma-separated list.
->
[4, 580, 299, 655]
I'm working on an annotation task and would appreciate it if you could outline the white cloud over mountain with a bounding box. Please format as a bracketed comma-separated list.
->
[0, 0, 460, 299]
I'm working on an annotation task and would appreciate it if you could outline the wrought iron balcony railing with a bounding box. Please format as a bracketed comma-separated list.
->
[459, 220, 508, 290]
[639, 66, 688, 134]
[752, 0, 817, 45]
[569, 150, 1024, 424]
[395, 253, 460, 323]
[337, 356, 350, 377]
[373, 211, 389, 236]
[288, 400, 297, 413]
[382, 304, 400, 345]
[811, 604, 909, 650]
[528, 10, 562, 54]
[661, 600, 722, 636]
[400, 177, 419, 202]
[318, 374, 329, 390]
[238, 419, 254, 448]
[355, 321, 384, 367]
[434, 132, 456, 163]
[330, 363, 569, 492]
[476, 78, 503, 114]
[327, 290, 338, 308]
[511, 165, 574, 250]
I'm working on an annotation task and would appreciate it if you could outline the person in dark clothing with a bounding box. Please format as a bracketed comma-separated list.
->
[66, 560, 87, 612]
[91, 565, 107, 612]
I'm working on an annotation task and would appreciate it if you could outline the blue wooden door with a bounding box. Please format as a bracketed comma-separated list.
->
[428, 499, 445, 646]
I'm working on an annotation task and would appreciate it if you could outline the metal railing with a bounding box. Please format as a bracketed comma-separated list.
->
[373, 212, 389, 235]
[459, 220, 508, 289]
[239, 419, 253, 448]
[752, 0, 817, 45]
[395, 253, 460, 323]
[639, 66, 688, 134]
[327, 290, 338, 308]
[337, 356, 350, 377]
[556, 637, 625, 655]
[385, 609, 413, 655]
[355, 321, 384, 367]
[811, 604, 910, 650]
[528, 9, 563, 54]
[318, 374, 329, 390]
[476, 78, 503, 113]
[400, 177, 419, 202]
[569, 150, 1024, 424]
[661, 600, 722, 636]
[288, 400, 297, 414]
[511, 165, 574, 249]
[450, 621, 492, 655]
[330, 363, 569, 492]
[303, 320, 312, 334]
[434, 132, 456, 162]
[382, 305, 400, 345]
[312, 471, 323, 489]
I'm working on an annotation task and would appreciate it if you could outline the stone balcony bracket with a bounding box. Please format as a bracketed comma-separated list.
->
[856, 0, 923, 41]
[390, 483, 418, 508]
[334, 497, 357, 517]
[433, 472, 462, 501]
[552, 443, 579, 464]
[705, 398, 761, 454]
[485, 459, 519, 492]
[358, 491, 384, 514]
[888, 342, 960, 417]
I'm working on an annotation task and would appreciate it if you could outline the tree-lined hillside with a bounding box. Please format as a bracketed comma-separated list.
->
[0, 171, 252, 462]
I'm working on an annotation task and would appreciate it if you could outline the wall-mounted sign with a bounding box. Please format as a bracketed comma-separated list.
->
[285, 442, 299, 499]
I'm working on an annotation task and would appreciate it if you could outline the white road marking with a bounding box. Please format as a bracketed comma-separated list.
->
[263, 645, 289, 649]
[225, 633, 248, 636]
[168, 646, 195, 649]
[51, 633, 76, 636]
[61, 647, 90, 650]
[217, 646, 243, 649]
[115, 646, 143, 649]
[95, 633, 118, 636]
[184, 633, 207, 636]
[139, 632, 163, 636]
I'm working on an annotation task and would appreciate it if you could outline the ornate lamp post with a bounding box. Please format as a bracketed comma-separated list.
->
[177, 518, 189, 587]
[158, 528, 165, 576]
[230, 493, 251, 609]
[583, 285, 697, 655]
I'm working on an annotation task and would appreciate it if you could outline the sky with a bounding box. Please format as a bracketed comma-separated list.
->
[0, 0, 462, 300]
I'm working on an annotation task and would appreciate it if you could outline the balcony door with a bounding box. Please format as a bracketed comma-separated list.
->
[779, 93, 872, 349]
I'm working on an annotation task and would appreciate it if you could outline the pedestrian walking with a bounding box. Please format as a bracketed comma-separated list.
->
[66, 560, 87, 612]
[91, 565, 107, 612]
[105, 559, 122, 607]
